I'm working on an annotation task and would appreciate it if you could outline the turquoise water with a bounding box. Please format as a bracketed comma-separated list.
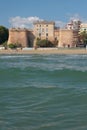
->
[0, 54, 87, 130]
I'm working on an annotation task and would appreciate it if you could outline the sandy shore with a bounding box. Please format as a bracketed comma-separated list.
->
[0, 48, 87, 55]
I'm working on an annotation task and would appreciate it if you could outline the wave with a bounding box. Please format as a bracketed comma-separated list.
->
[1, 54, 87, 72]
[0, 61, 87, 72]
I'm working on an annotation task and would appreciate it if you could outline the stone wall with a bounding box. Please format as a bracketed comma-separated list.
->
[8, 28, 78, 48]
[8, 28, 35, 47]
[58, 29, 78, 47]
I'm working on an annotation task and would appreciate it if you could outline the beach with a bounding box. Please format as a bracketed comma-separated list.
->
[0, 48, 87, 55]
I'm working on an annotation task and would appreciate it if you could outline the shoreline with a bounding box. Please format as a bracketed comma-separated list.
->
[0, 48, 87, 55]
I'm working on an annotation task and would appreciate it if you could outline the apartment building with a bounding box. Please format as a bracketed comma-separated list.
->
[33, 21, 55, 41]
[67, 20, 81, 31]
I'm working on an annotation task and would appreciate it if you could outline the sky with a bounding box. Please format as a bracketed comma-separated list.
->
[0, 0, 87, 28]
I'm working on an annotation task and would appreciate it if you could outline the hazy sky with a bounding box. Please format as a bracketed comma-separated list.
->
[0, 0, 87, 28]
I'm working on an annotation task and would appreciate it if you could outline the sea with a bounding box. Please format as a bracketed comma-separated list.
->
[0, 54, 87, 130]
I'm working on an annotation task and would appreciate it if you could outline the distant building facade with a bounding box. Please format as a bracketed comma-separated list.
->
[33, 21, 55, 41]
[80, 23, 87, 32]
[66, 20, 81, 31]
[8, 20, 80, 48]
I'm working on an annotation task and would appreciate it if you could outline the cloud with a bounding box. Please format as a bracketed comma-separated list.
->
[9, 16, 66, 29]
[9, 14, 83, 29]
[55, 14, 83, 28]
[69, 14, 81, 21]
[9, 16, 43, 28]
[55, 21, 66, 28]
[66, 13, 82, 22]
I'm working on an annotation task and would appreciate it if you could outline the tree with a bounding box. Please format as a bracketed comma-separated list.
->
[36, 39, 54, 47]
[3, 41, 8, 49]
[0, 26, 9, 44]
[78, 31, 87, 46]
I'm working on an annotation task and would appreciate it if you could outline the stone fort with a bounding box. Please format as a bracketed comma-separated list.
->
[8, 20, 79, 48]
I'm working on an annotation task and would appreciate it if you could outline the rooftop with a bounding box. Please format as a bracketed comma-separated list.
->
[33, 20, 55, 25]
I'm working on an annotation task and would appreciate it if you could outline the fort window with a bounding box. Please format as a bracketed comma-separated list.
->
[55, 37, 57, 41]
[46, 28, 48, 32]
[39, 28, 41, 33]
[42, 28, 44, 32]
[46, 33, 48, 36]
[46, 25, 48, 27]
[39, 33, 41, 37]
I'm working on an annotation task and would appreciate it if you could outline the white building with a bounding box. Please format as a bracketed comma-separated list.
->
[67, 20, 81, 31]
[80, 23, 87, 32]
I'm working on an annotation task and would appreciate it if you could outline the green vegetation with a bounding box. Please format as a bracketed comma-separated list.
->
[0, 26, 8, 44]
[36, 39, 54, 47]
[8, 43, 17, 49]
[78, 31, 87, 46]
[3, 41, 8, 49]
[8, 43, 22, 49]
